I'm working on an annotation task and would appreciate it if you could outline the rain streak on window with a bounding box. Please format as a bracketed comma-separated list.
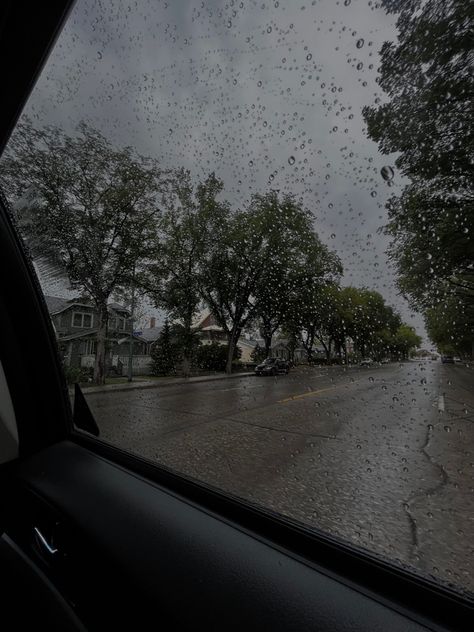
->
[0, 0, 472, 597]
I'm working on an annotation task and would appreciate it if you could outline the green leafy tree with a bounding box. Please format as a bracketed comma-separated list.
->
[390, 324, 422, 360]
[425, 292, 474, 357]
[252, 192, 342, 358]
[201, 191, 340, 373]
[0, 119, 165, 384]
[195, 341, 241, 372]
[150, 320, 177, 376]
[145, 169, 228, 376]
[363, 0, 473, 354]
[250, 343, 266, 364]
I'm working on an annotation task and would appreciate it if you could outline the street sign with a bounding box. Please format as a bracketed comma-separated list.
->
[133, 330, 143, 335]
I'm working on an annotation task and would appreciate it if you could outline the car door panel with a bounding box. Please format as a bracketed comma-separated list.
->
[5, 439, 437, 632]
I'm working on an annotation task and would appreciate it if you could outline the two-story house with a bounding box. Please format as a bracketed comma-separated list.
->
[45, 295, 148, 371]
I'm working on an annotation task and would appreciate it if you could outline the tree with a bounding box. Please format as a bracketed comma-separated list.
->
[252, 192, 341, 357]
[425, 292, 474, 357]
[201, 191, 339, 373]
[363, 0, 473, 354]
[150, 320, 177, 376]
[200, 191, 340, 373]
[145, 169, 228, 376]
[250, 343, 266, 364]
[390, 324, 422, 360]
[0, 119, 165, 384]
[195, 341, 241, 372]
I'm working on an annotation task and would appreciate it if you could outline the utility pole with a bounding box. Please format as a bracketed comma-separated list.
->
[127, 267, 136, 383]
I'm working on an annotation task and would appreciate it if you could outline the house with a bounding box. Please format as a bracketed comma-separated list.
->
[271, 339, 307, 363]
[193, 309, 309, 363]
[192, 309, 227, 344]
[45, 295, 147, 372]
[135, 316, 163, 354]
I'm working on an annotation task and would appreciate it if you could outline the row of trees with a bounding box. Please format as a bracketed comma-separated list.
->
[0, 119, 420, 384]
[363, 0, 473, 357]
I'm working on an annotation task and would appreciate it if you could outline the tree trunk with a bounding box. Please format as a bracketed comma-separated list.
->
[94, 304, 109, 385]
[182, 312, 193, 378]
[264, 335, 272, 358]
[226, 327, 241, 374]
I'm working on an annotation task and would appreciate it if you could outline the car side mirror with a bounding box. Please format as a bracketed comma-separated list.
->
[73, 383, 100, 436]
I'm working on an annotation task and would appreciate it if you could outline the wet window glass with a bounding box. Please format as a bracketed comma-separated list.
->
[1, 0, 472, 597]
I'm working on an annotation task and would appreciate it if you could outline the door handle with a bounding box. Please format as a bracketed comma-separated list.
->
[34, 526, 59, 555]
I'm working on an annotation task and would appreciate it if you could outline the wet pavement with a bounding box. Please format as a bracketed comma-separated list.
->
[85, 360, 474, 596]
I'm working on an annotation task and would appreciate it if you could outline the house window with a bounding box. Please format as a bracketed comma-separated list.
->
[118, 317, 127, 331]
[72, 312, 93, 328]
[84, 339, 96, 355]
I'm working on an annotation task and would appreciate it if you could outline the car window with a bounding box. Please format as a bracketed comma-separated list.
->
[0, 0, 472, 598]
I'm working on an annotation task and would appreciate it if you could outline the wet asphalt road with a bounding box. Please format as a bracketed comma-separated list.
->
[85, 360, 474, 595]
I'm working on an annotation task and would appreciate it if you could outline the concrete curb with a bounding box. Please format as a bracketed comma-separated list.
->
[76, 371, 255, 396]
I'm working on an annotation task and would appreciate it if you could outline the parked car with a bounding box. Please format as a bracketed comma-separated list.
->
[255, 357, 290, 376]
[441, 355, 455, 364]
[380, 358, 390, 364]
[359, 358, 373, 367]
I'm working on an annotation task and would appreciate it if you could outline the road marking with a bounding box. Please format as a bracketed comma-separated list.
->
[279, 385, 340, 403]
[278, 378, 363, 404]
[438, 394, 445, 412]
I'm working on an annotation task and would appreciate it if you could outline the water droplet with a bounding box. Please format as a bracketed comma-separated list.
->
[356, 38, 364, 49]
[380, 165, 394, 181]
[288, 156, 295, 165]
[306, 53, 312, 61]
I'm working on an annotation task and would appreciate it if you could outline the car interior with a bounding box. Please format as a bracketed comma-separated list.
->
[0, 2, 473, 630]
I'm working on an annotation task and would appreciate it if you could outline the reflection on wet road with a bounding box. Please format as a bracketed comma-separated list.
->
[86, 360, 474, 595]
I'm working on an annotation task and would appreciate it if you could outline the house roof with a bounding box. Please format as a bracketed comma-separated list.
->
[108, 302, 129, 312]
[44, 295, 71, 314]
[136, 326, 162, 342]
[238, 339, 260, 348]
[44, 295, 129, 316]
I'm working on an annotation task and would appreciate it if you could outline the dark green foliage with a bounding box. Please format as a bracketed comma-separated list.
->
[363, 0, 473, 355]
[195, 342, 241, 372]
[150, 320, 177, 376]
[250, 343, 267, 364]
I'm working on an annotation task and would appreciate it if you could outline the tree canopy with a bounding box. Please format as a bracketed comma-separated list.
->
[363, 0, 473, 357]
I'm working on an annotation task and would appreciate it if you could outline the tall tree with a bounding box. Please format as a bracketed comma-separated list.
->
[145, 169, 228, 376]
[363, 0, 473, 353]
[200, 191, 340, 373]
[252, 192, 341, 357]
[0, 119, 165, 384]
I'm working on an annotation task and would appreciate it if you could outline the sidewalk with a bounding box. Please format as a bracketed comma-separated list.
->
[75, 371, 255, 396]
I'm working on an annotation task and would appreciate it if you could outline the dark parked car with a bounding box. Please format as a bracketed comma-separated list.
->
[441, 355, 455, 364]
[255, 357, 290, 376]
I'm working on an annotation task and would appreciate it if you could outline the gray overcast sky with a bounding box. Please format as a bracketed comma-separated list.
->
[20, 0, 427, 341]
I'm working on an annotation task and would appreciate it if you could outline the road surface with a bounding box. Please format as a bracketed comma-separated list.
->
[85, 360, 474, 596]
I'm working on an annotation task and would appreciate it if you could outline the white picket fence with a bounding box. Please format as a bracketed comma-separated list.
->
[80, 354, 152, 376]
